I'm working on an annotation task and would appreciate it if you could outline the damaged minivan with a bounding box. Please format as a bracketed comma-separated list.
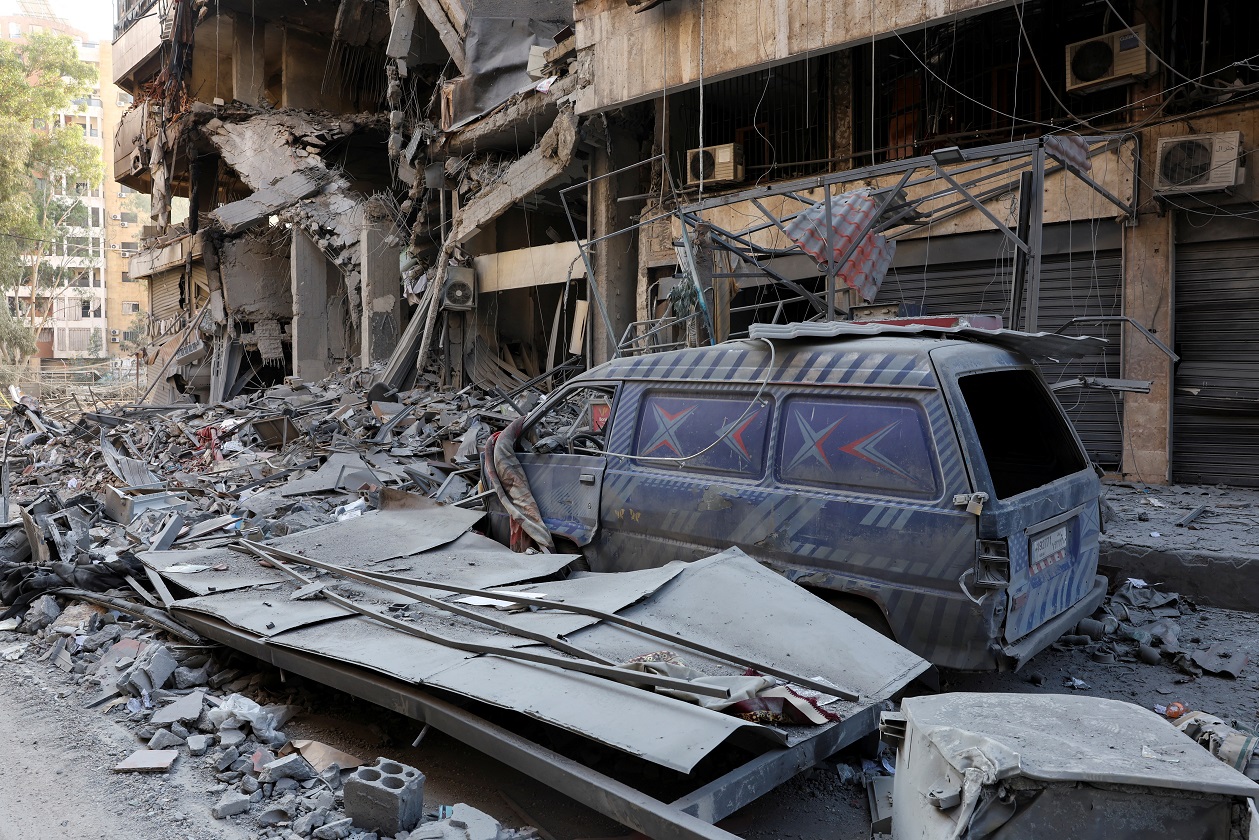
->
[488, 322, 1107, 670]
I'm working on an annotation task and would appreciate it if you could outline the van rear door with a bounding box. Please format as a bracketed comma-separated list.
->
[933, 348, 1103, 646]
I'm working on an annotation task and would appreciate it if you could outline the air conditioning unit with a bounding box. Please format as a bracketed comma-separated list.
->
[686, 143, 745, 187]
[110, 214, 121, 221]
[442, 266, 476, 311]
[1065, 24, 1153, 93]
[110, 329, 120, 336]
[109, 243, 120, 250]
[1155, 131, 1245, 195]
[110, 336, 120, 343]
[119, 221, 128, 228]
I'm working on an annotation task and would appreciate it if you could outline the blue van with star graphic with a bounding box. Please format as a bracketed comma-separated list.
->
[501, 324, 1107, 671]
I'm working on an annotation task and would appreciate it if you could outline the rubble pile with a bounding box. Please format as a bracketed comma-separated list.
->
[1054, 578, 1250, 681]
[0, 371, 550, 838]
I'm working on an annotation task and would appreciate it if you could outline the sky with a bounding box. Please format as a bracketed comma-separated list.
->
[0, 0, 114, 40]
[49, 0, 113, 40]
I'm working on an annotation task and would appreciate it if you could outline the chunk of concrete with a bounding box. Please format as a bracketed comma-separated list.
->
[449, 803, 502, 840]
[173, 664, 210, 689]
[20, 594, 61, 633]
[151, 689, 205, 726]
[119, 644, 178, 695]
[147, 729, 186, 750]
[186, 734, 213, 756]
[313, 817, 353, 839]
[343, 757, 424, 835]
[211, 789, 252, 819]
[263, 753, 317, 782]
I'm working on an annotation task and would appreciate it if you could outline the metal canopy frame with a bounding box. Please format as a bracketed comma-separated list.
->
[676, 135, 1136, 333]
[178, 610, 879, 840]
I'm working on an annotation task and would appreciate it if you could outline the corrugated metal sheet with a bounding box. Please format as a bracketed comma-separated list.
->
[150, 269, 182, 320]
[747, 320, 1107, 362]
[875, 250, 1124, 469]
[1173, 236, 1259, 487]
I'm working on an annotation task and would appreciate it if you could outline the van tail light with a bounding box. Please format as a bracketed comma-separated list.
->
[974, 539, 1011, 590]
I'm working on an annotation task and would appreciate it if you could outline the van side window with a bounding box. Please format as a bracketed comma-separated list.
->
[776, 396, 939, 497]
[523, 386, 615, 455]
[633, 393, 772, 477]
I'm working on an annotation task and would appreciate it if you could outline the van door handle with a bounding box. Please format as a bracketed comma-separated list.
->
[579, 473, 596, 485]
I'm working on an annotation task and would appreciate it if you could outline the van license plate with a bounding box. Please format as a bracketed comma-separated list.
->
[1030, 526, 1069, 575]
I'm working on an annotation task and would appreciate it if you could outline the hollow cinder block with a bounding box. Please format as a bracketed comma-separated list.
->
[344, 757, 425, 835]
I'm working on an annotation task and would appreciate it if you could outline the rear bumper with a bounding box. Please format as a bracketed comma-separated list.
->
[999, 574, 1108, 670]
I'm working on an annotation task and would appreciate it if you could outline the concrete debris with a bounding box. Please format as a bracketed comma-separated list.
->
[114, 749, 180, 773]
[344, 758, 425, 836]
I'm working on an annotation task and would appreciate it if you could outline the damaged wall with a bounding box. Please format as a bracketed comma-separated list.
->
[218, 233, 295, 321]
[573, 0, 1014, 113]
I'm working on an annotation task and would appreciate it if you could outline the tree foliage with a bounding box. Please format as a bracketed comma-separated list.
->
[0, 32, 100, 360]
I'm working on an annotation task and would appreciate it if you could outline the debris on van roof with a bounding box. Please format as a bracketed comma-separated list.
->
[748, 319, 1109, 360]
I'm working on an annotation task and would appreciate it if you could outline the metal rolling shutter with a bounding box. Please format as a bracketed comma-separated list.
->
[877, 247, 1124, 469]
[1173, 236, 1259, 486]
[149, 269, 182, 320]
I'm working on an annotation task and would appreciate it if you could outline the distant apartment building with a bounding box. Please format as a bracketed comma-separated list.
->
[0, 3, 134, 374]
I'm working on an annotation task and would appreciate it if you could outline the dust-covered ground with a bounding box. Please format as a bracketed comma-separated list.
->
[0, 600, 1253, 840]
[0, 584, 1253, 840]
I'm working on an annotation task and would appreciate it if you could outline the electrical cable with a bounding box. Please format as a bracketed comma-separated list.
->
[613, 337, 777, 465]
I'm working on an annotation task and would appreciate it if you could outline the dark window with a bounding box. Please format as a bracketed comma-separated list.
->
[120, 241, 138, 252]
[634, 392, 771, 477]
[776, 396, 938, 497]
[120, 212, 138, 223]
[958, 369, 1087, 499]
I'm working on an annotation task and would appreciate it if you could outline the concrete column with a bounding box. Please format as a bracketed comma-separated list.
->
[232, 14, 267, 106]
[1120, 214, 1173, 483]
[590, 118, 645, 365]
[360, 209, 403, 365]
[291, 231, 329, 381]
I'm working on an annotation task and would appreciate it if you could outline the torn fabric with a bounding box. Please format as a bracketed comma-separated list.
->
[483, 417, 552, 551]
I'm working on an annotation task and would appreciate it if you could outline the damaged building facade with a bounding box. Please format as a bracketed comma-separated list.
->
[110, 0, 1259, 488]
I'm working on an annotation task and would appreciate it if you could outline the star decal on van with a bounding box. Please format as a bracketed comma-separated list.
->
[640, 404, 696, 456]
[785, 413, 845, 471]
[839, 422, 914, 480]
[719, 408, 763, 462]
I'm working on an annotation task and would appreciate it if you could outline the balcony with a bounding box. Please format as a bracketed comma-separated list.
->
[112, 8, 162, 91]
[112, 103, 151, 190]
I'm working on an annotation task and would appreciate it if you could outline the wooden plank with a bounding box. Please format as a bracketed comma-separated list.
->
[473, 241, 586, 294]
[415, 0, 467, 74]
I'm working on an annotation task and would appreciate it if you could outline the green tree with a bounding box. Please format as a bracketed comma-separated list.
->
[0, 32, 100, 360]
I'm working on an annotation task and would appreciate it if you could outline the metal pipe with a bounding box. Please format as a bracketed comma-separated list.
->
[1010, 171, 1035, 331]
[239, 540, 617, 667]
[239, 543, 732, 700]
[254, 546, 861, 702]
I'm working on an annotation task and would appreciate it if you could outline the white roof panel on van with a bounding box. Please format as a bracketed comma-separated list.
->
[749, 321, 1107, 361]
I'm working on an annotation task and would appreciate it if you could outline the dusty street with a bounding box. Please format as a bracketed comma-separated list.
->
[1, 596, 1253, 839]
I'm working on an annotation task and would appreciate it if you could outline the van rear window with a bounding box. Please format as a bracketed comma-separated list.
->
[958, 370, 1088, 499]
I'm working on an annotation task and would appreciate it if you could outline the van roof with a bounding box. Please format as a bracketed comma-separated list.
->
[586, 335, 970, 389]
[584, 323, 1106, 388]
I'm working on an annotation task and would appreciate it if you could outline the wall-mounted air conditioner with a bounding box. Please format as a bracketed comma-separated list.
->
[686, 143, 745, 187]
[110, 329, 120, 336]
[110, 214, 121, 221]
[119, 222, 128, 228]
[442, 266, 476, 311]
[109, 243, 120, 250]
[1155, 131, 1245, 195]
[1065, 25, 1153, 93]
[110, 336, 120, 343]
